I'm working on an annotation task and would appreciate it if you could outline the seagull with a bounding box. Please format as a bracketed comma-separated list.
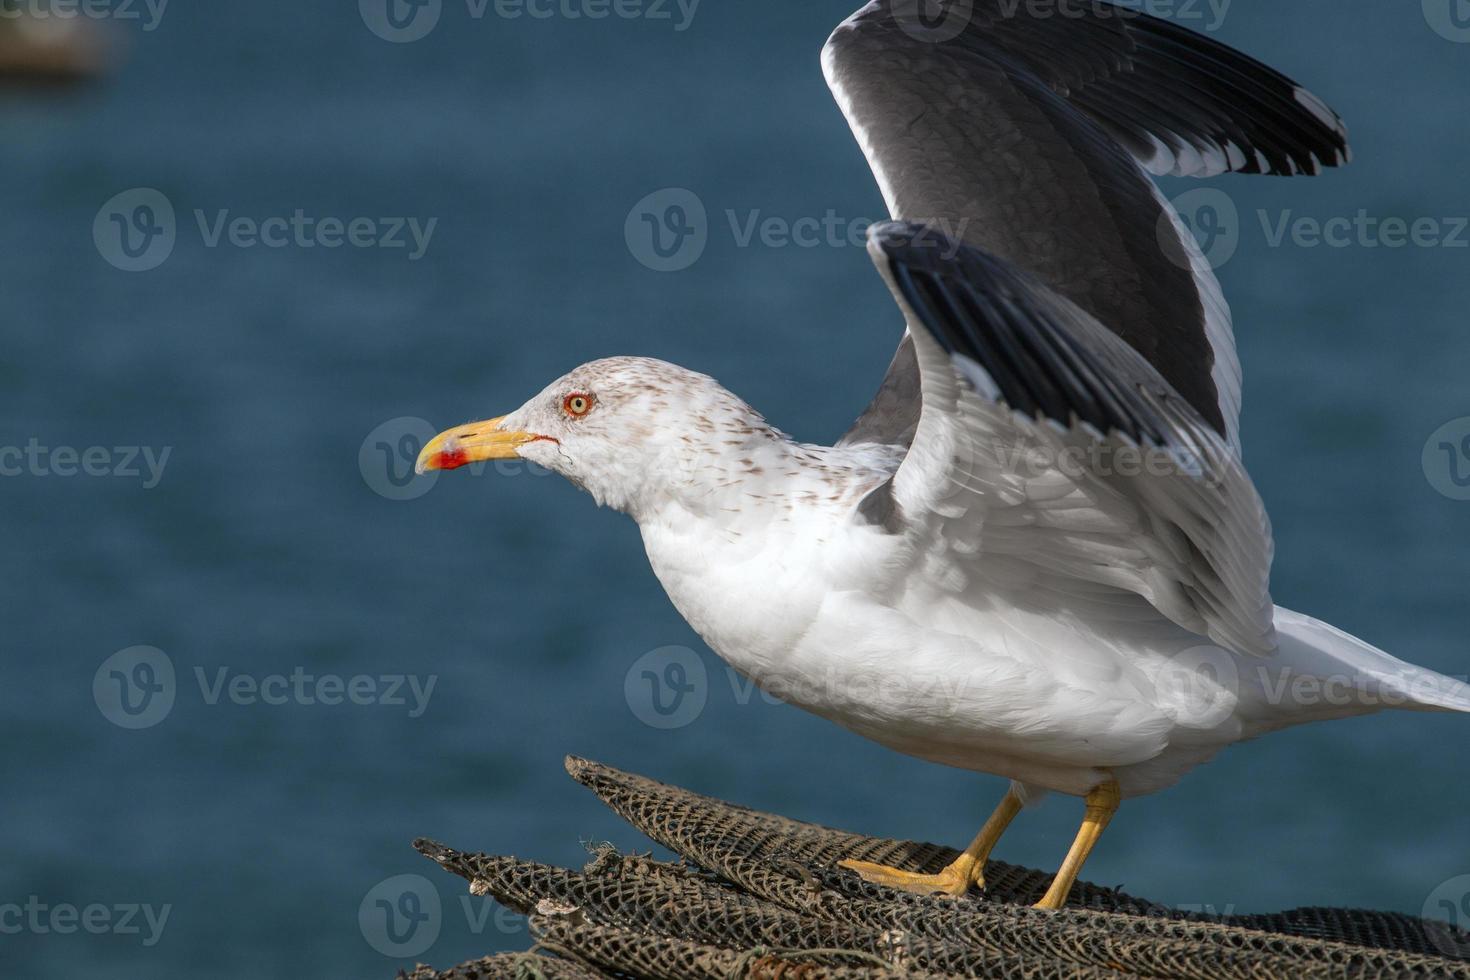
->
[416, 0, 1470, 909]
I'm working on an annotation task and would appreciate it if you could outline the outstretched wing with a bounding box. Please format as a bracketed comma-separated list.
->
[827, 0, 1350, 453]
[861, 221, 1276, 658]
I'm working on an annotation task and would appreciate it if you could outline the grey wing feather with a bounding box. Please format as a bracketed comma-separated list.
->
[840, 333, 922, 447]
[829, 0, 1350, 452]
[865, 220, 1277, 659]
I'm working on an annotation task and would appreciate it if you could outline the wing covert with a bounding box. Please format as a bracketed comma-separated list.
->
[862, 220, 1277, 659]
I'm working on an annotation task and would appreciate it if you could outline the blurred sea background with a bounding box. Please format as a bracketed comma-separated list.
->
[2, 1, 1469, 976]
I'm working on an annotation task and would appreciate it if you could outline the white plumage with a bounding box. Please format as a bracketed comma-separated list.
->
[417, 0, 1470, 906]
[429, 352, 1470, 805]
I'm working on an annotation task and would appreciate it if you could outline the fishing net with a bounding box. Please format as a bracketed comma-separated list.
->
[400, 757, 1470, 979]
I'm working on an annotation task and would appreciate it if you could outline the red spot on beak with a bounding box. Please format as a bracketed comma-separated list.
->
[433, 449, 470, 471]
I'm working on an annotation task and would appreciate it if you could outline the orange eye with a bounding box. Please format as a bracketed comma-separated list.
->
[563, 392, 595, 417]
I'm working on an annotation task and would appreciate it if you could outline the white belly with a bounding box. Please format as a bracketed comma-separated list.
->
[637, 504, 1397, 799]
[640, 510, 1192, 795]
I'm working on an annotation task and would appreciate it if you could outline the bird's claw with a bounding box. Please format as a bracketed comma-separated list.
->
[838, 858, 980, 898]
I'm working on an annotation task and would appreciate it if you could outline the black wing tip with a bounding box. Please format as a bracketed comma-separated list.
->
[1118, 11, 1352, 178]
[1222, 84, 1352, 178]
[870, 220, 1173, 448]
[867, 220, 1014, 293]
[831, 0, 1353, 180]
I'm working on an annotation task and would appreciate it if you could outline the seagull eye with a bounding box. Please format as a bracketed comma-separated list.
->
[562, 392, 595, 418]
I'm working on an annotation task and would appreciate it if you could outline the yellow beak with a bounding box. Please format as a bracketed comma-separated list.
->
[415, 417, 542, 474]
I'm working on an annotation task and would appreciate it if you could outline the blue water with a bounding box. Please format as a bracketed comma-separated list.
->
[2, 1, 1469, 976]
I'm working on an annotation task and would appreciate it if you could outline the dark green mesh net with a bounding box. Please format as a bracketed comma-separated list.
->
[400, 757, 1470, 979]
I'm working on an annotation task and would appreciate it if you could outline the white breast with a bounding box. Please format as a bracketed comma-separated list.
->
[638, 497, 1168, 789]
[638, 502, 837, 680]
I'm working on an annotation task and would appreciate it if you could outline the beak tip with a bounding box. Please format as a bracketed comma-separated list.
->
[415, 447, 470, 474]
[413, 416, 522, 475]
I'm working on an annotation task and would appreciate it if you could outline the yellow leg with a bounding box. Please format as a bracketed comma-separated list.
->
[839, 784, 1024, 897]
[1033, 777, 1121, 911]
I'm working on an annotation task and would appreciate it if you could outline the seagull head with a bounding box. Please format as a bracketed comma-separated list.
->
[416, 355, 787, 518]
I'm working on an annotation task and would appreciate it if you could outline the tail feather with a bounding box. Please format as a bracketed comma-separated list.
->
[1272, 607, 1470, 715]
